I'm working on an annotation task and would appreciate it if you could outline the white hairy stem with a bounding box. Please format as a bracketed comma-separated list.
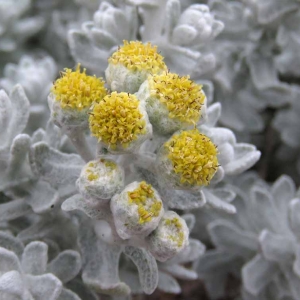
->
[67, 129, 94, 162]
[139, 0, 169, 41]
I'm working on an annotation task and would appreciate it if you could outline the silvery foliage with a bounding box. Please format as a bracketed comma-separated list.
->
[68, 0, 223, 77]
[0, 231, 82, 300]
[206, 0, 299, 135]
[195, 173, 300, 300]
[38, 1, 92, 68]
[0, 0, 44, 53]
[0, 85, 72, 219]
[3, 0, 298, 298]
[0, 55, 57, 131]
[0, 86, 85, 299]
[267, 0, 300, 77]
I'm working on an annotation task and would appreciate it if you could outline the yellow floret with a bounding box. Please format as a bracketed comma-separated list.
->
[128, 181, 162, 224]
[85, 158, 116, 181]
[85, 168, 99, 181]
[109, 40, 167, 73]
[165, 217, 184, 247]
[165, 129, 219, 186]
[148, 72, 205, 124]
[51, 64, 107, 110]
[89, 92, 146, 150]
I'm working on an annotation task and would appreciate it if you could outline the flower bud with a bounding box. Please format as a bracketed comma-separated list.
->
[105, 40, 167, 93]
[136, 72, 206, 135]
[89, 92, 152, 153]
[156, 129, 219, 189]
[49, 64, 106, 129]
[172, 5, 223, 46]
[110, 181, 164, 240]
[77, 158, 124, 203]
[147, 211, 189, 261]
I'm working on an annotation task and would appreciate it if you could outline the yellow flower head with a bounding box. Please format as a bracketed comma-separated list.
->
[51, 64, 107, 110]
[165, 217, 185, 247]
[165, 129, 219, 186]
[85, 159, 116, 181]
[108, 40, 167, 73]
[89, 92, 146, 149]
[148, 72, 205, 124]
[128, 181, 162, 224]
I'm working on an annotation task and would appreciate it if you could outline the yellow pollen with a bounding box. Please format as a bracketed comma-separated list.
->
[85, 158, 117, 180]
[51, 64, 107, 110]
[89, 92, 146, 150]
[127, 181, 162, 224]
[108, 40, 167, 73]
[165, 217, 184, 247]
[86, 168, 99, 181]
[148, 72, 205, 124]
[165, 129, 219, 186]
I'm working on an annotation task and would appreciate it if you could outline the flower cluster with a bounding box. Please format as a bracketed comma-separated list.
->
[42, 40, 257, 296]
[55, 42, 211, 267]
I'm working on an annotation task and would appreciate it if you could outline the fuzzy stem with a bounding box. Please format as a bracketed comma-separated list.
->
[67, 129, 94, 162]
[140, 0, 168, 41]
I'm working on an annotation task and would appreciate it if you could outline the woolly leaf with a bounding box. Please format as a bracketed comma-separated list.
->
[47, 250, 81, 283]
[25, 181, 60, 214]
[6, 134, 31, 176]
[0, 270, 24, 297]
[172, 24, 198, 45]
[0, 89, 12, 144]
[165, 0, 180, 39]
[31, 142, 83, 192]
[249, 186, 279, 232]
[160, 264, 198, 280]
[123, 246, 158, 295]
[181, 214, 195, 231]
[0, 247, 21, 274]
[242, 254, 278, 296]
[21, 241, 48, 276]
[0, 199, 32, 222]
[157, 271, 181, 294]
[26, 273, 63, 300]
[208, 220, 257, 258]
[259, 230, 294, 263]
[166, 189, 206, 210]
[91, 28, 118, 50]
[271, 175, 296, 218]
[68, 30, 108, 75]
[7, 85, 30, 142]
[288, 198, 300, 239]
[205, 102, 221, 127]
[203, 189, 236, 214]
[62, 194, 109, 220]
[0, 232, 24, 258]
[78, 216, 130, 296]
[223, 144, 261, 175]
